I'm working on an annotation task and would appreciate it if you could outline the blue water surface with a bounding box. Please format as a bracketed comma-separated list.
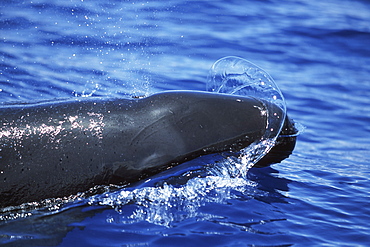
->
[1, 0, 370, 246]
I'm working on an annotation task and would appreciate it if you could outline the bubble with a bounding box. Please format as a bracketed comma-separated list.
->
[207, 56, 287, 165]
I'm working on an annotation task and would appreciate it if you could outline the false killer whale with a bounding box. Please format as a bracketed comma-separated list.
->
[0, 91, 297, 207]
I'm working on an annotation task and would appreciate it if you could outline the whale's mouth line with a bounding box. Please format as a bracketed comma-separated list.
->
[278, 121, 304, 138]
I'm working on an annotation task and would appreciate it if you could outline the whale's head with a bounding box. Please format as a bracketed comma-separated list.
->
[109, 91, 297, 184]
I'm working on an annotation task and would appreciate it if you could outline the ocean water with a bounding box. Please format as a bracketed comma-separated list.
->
[1, 0, 370, 246]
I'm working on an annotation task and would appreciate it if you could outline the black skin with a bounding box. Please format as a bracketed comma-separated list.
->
[0, 91, 296, 207]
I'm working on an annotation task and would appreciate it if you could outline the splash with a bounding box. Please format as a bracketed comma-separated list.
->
[88, 141, 271, 227]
